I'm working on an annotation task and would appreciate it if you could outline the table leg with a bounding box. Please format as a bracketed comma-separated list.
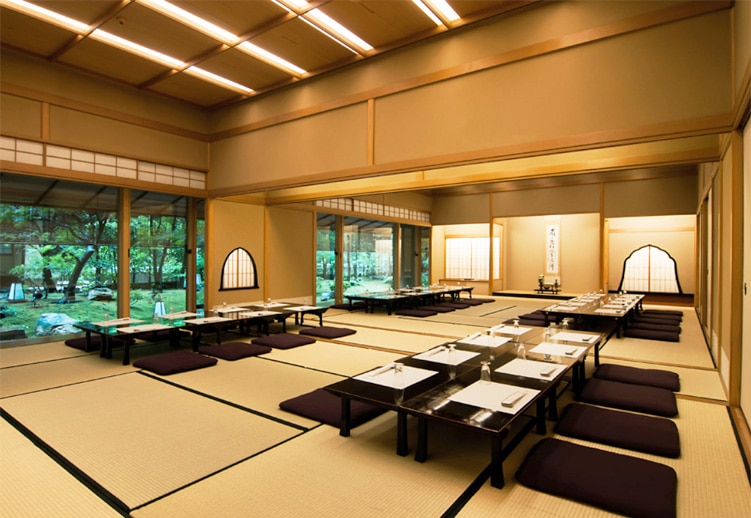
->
[536, 398, 547, 435]
[339, 397, 351, 437]
[414, 416, 427, 462]
[122, 340, 130, 366]
[397, 411, 409, 457]
[547, 387, 559, 421]
[490, 436, 505, 488]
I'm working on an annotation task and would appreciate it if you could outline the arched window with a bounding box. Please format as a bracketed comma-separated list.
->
[618, 244, 682, 294]
[220, 247, 258, 290]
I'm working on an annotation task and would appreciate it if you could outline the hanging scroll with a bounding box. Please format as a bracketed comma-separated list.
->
[545, 224, 559, 275]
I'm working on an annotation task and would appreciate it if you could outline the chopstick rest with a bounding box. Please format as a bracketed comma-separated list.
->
[540, 366, 556, 377]
[502, 391, 525, 407]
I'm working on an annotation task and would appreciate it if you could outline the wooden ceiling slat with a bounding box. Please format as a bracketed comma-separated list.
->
[1, 1, 526, 108]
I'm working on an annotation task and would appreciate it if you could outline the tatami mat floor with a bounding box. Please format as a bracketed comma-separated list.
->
[1, 296, 749, 517]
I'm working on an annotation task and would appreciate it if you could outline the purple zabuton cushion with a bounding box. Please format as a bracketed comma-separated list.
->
[65, 335, 102, 350]
[516, 438, 677, 518]
[578, 378, 678, 417]
[133, 350, 217, 375]
[595, 363, 680, 391]
[417, 305, 455, 313]
[279, 388, 385, 428]
[252, 333, 316, 350]
[555, 403, 680, 458]
[298, 327, 356, 339]
[624, 327, 680, 342]
[395, 309, 437, 318]
[199, 342, 272, 360]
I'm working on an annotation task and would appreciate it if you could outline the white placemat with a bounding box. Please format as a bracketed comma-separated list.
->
[595, 308, 625, 315]
[116, 323, 172, 334]
[239, 310, 280, 317]
[354, 364, 438, 389]
[494, 358, 567, 381]
[529, 341, 587, 359]
[549, 331, 598, 344]
[160, 311, 198, 320]
[457, 333, 511, 347]
[284, 305, 322, 312]
[413, 347, 480, 365]
[448, 381, 539, 415]
[184, 316, 232, 325]
[92, 317, 143, 327]
[488, 325, 532, 337]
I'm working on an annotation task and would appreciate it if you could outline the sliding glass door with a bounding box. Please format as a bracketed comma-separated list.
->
[343, 217, 394, 297]
[315, 213, 429, 304]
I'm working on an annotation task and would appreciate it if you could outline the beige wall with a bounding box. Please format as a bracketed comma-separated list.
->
[266, 207, 315, 301]
[604, 175, 699, 217]
[206, 199, 265, 309]
[208, 3, 732, 196]
[502, 214, 600, 293]
[0, 51, 210, 171]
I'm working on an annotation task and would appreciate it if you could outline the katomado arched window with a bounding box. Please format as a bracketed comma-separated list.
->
[220, 247, 258, 290]
[618, 244, 682, 294]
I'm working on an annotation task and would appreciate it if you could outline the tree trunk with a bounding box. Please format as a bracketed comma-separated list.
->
[59, 246, 95, 303]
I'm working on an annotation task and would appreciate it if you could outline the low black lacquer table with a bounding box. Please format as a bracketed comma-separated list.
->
[325, 327, 597, 488]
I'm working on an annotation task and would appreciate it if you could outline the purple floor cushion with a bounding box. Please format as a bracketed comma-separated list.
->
[458, 299, 485, 306]
[65, 335, 102, 351]
[279, 388, 386, 428]
[595, 363, 680, 391]
[395, 309, 437, 317]
[299, 326, 356, 339]
[624, 327, 680, 342]
[417, 305, 455, 313]
[630, 321, 682, 334]
[438, 302, 471, 309]
[252, 333, 316, 350]
[578, 378, 678, 417]
[516, 438, 677, 518]
[555, 403, 680, 458]
[641, 309, 683, 320]
[199, 341, 272, 360]
[133, 350, 217, 375]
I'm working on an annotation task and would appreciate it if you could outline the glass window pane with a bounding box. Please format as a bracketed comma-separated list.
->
[130, 190, 187, 318]
[343, 217, 394, 296]
[0, 172, 118, 340]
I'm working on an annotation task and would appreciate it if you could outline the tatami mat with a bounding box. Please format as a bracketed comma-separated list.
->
[262, 340, 404, 377]
[597, 358, 726, 401]
[163, 356, 345, 429]
[459, 398, 751, 517]
[1, 297, 749, 517]
[131, 414, 492, 518]
[0, 352, 136, 398]
[0, 340, 88, 368]
[1, 373, 301, 510]
[0, 419, 122, 518]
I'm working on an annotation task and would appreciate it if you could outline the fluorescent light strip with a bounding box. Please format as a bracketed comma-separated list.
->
[412, 0, 443, 26]
[237, 41, 306, 77]
[137, 0, 306, 77]
[184, 67, 253, 95]
[90, 30, 185, 69]
[2, 0, 254, 96]
[136, 0, 238, 45]
[275, 0, 373, 55]
[422, 0, 460, 24]
[305, 9, 373, 54]
[1, 0, 89, 33]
